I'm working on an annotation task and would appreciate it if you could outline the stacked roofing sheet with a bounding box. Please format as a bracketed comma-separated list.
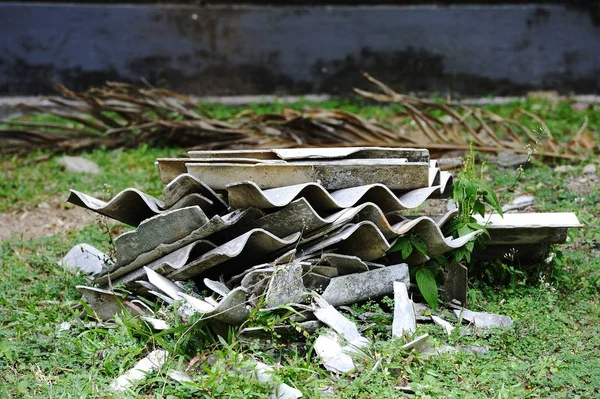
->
[69, 147, 580, 327]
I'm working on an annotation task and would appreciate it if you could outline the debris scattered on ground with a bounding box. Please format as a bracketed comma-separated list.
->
[56, 156, 101, 174]
[431, 315, 455, 335]
[454, 309, 513, 329]
[109, 349, 168, 393]
[59, 146, 581, 393]
[502, 195, 535, 212]
[392, 281, 416, 337]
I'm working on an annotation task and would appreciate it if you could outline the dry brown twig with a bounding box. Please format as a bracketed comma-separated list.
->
[0, 75, 594, 161]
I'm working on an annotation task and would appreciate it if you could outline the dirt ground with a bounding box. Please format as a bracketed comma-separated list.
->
[0, 198, 96, 241]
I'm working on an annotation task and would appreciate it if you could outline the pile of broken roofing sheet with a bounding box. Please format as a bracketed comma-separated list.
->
[64, 147, 582, 387]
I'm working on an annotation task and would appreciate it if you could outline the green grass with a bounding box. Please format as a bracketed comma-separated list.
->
[1, 98, 599, 398]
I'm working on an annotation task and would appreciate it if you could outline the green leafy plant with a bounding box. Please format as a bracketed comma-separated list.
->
[443, 143, 504, 263]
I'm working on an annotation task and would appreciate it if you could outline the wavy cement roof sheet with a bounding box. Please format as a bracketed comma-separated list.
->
[226, 181, 445, 213]
[68, 188, 216, 227]
[108, 229, 301, 286]
[162, 173, 229, 212]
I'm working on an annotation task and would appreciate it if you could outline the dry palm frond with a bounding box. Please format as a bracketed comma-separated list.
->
[354, 73, 592, 160]
[1, 77, 594, 160]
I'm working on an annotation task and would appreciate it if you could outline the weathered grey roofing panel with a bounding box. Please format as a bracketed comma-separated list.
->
[162, 173, 228, 212]
[67, 188, 165, 226]
[187, 147, 429, 162]
[99, 239, 216, 287]
[186, 159, 429, 191]
[320, 263, 410, 307]
[226, 181, 443, 212]
[113, 206, 210, 268]
[167, 229, 301, 281]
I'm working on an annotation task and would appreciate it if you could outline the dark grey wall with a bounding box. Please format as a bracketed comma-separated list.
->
[1, 3, 599, 95]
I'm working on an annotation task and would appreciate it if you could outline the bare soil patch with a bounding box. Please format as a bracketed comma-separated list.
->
[0, 197, 96, 241]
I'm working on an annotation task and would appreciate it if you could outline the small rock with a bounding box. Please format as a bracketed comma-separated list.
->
[168, 370, 193, 383]
[582, 164, 596, 175]
[37, 202, 50, 209]
[58, 243, 110, 276]
[571, 102, 590, 111]
[454, 309, 513, 329]
[554, 165, 576, 173]
[57, 322, 72, 332]
[494, 151, 530, 168]
[460, 345, 490, 355]
[56, 156, 101, 174]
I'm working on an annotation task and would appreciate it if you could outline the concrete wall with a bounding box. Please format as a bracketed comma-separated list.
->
[1, 2, 599, 95]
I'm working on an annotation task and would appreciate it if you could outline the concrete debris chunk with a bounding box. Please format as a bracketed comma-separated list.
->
[443, 261, 468, 305]
[204, 278, 231, 297]
[392, 281, 416, 337]
[322, 264, 410, 307]
[144, 267, 184, 302]
[401, 334, 430, 351]
[314, 332, 357, 374]
[430, 315, 455, 335]
[58, 243, 109, 276]
[168, 370, 193, 383]
[76, 285, 148, 321]
[109, 349, 168, 392]
[454, 309, 513, 329]
[265, 263, 306, 308]
[582, 164, 596, 175]
[254, 361, 303, 399]
[179, 286, 249, 325]
[140, 316, 171, 330]
[57, 156, 101, 174]
[312, 296, 368, 346]
[320, 254, 369, 274]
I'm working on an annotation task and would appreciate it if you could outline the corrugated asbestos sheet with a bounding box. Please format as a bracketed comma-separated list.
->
[68, 147, 580, 326]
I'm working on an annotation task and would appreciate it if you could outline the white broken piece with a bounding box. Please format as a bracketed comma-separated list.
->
[453, 309, 513, 329]
[254, 361, 303, 399]
[178, 286, 249, 325]
[392, 281, 416, 337]
[502, 195, 534, 212]
[314, 332, 357, 374]
[401, 334, 430, 351]
[140, 316, 171, 330]
[58, 243, 110, 276]
[431, 315, 455, 335]
[144, 267, 184, 302]
[204, 278, 231, 297]
[312, 296, 368, 346]
[57, 322, 72, 332]
[168, 370, 193, 383]
[109, 349, 168, 393]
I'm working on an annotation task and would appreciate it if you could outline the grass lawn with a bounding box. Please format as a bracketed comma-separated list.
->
[0, 97, 599, 398]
